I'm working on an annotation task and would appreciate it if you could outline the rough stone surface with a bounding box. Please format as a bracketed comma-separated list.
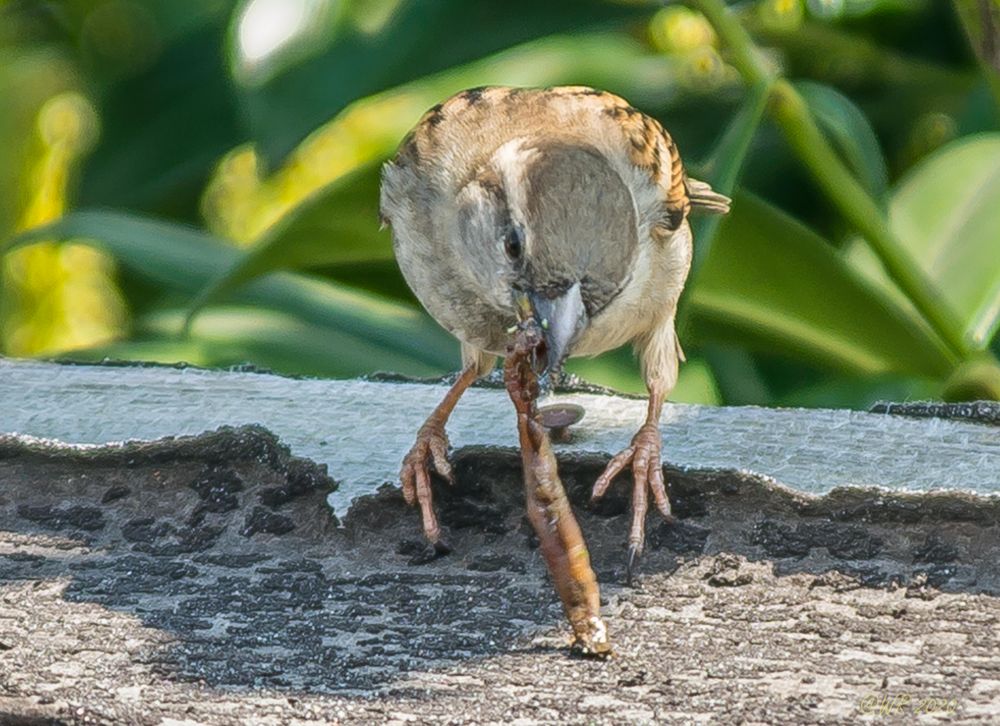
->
[1, 426, 998, 724]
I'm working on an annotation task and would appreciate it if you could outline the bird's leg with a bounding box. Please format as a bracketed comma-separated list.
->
[590, 381, 672, 582]
[399, 366, 478, 550]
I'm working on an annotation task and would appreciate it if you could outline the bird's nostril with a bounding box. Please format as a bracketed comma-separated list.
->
[532, 339, 549, 374]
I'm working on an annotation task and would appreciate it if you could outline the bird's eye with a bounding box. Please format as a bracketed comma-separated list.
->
[504, 226, 524, 260]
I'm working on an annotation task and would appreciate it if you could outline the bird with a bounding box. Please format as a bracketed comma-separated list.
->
[379, 85, 730, 574]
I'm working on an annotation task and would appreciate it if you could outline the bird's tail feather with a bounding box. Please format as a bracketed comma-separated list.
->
[687, 178, 731, 215]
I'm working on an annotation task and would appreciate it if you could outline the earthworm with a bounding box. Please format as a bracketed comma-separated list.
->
[504, 320, 611, 656]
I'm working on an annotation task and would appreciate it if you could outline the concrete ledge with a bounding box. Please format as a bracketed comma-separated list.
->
[1, 359, 998, 515]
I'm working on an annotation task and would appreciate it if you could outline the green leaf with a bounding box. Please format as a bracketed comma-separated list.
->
[232, 0, 657, 166]
[700, 345, 773, 406]
[0, 47, 79, 240]
[942, 353, 1000, 401]
[6, 211, 458, 372]
[688, 80, 770, 273]
[80, 17, 245, 220]
[565, 348, 722, 404]
[669, 357, 722, 405]
[888, 133, 1000, 349]
[688, 193, 954, 377]
[796, 80, 889, 203]
[564, 347, 645, 395]
[680, 82, 769, 344]
[776, 374, 939, 410]
[6, 212, 233, 293]
[66, 305, 448, 378]
[185, 160, 389, 325]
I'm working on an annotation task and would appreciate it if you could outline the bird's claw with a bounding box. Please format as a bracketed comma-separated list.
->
[626, 544, 641, 587]
[590, 422, 672, 583]
[399, 423, 453, 546]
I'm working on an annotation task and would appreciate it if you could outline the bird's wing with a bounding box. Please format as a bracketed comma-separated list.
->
[387, 86, 731, 239]
[564, 88, 731, 239]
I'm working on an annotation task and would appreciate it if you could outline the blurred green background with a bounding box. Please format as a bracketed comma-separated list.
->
[2, 0, 999, 408]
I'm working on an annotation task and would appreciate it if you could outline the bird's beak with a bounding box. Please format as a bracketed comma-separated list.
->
[528, 282, 588, 378]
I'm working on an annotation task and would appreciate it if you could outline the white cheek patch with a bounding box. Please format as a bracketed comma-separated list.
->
[492, 138, 538, 184]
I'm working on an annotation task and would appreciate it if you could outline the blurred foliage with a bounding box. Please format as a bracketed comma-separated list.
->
[2, 0, 999, 408]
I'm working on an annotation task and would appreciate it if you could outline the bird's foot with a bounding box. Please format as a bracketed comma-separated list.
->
[399, 421, 453, 553]
[590, 422, 673, 584]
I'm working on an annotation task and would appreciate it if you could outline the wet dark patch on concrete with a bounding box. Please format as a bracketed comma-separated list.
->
[16, 504, 105, 532]
[338, 446, 1000, 594]
[242, 506, 296, 536]
[100, 484, 130, 503]
[750, 520, 883, 560]
[912, 532, 960, 564]
[648, 519, 710, 554]
[189, 465, 244, 518]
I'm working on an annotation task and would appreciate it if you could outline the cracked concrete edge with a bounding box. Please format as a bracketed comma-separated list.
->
[869, 400, 1000, 427]
[0, 424, 335, 480]
[2, 424, 998, 531]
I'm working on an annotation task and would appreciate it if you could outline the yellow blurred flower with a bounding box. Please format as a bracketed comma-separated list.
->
[758, 0, 805, 32]
[649, 6, 717, 55]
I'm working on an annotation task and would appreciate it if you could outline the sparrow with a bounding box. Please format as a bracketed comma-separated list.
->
[379, 85, 730, 573]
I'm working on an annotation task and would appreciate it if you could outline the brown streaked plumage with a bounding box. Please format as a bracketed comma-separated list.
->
[388, 85, 718, 239]
[380, 85, 730, 578]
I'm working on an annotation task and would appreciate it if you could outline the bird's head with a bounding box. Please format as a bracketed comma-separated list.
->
[455, 137, 639, 376]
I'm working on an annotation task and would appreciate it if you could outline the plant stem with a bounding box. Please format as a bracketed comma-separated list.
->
[693, 0, 774, 87]
[767, 80, 967, 359]
[689, 0, 971, 361]
[952, 0, 1000, 111]
[747, 17, 977, 93]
